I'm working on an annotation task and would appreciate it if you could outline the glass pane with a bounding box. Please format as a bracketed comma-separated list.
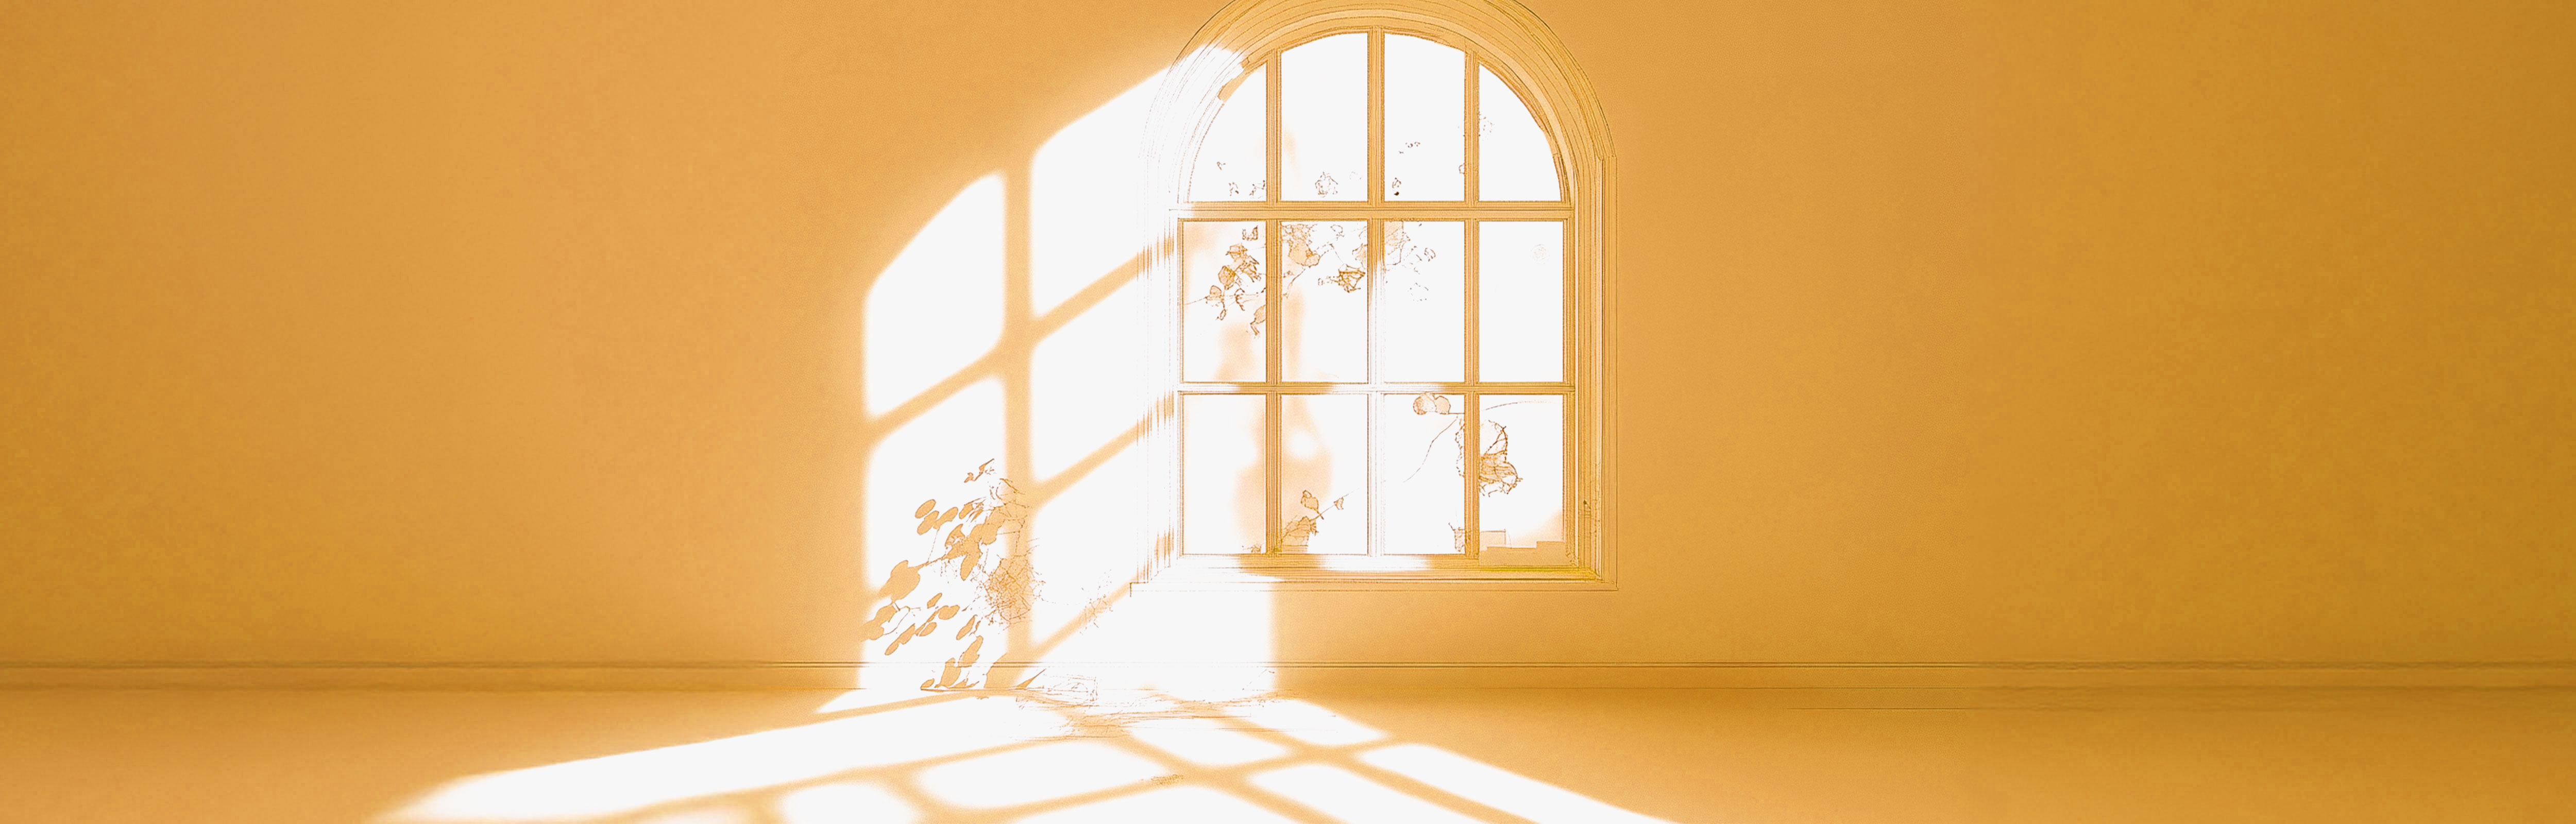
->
[1279, 394, 1367, 554]
[1281, 33, 1366, 201]
[1280, 221, 1367, 381]
[1478, 221, 1562, 382]
[1384, 35, 1464, 201]
[1191, 66, 1267, 201]
[1378, 221, 1463, 381]
[1477, 394, 1565, 565]
[1183, 394, 1265, 555]
[1478, 67, 1559, 201]
[1380, 392, 1466, 554]
[1182, 221, 1265, 382]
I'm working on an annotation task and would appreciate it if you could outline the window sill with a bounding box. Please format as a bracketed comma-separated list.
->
[1131, 553, 1614, 591]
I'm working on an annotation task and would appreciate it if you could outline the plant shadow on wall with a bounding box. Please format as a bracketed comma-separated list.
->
[849, 68, 1183, 694]
[867, 460, 1136, 692]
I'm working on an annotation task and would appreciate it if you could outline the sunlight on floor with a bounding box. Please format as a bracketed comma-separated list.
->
[380, 690, 1674, 823]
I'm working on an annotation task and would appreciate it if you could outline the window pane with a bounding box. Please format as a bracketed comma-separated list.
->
[1183, 394, 1265, 555]
[1380, 392, 1466, 554]
[1281, 33, 1366, 201]
[1479, 221, 1562, 381]
[1182, 221, 1265, 382]
[1478, 67, 1559, 201]
[1383, 35, 1464, 201]
[1280, 221, 1367, 381]
[1279, 394, 1367, 554]
[1477, 394, 1564, 565]
[1379, 221, 1463, 382]
[1191, 66, 1267, 201]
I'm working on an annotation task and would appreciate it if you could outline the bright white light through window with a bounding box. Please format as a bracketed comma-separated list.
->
[1174, 27, 1579, 565]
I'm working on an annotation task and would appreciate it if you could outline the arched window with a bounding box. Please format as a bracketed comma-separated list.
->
[1148, 0, 1611, 583]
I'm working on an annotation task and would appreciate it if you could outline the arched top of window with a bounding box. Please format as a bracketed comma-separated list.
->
[1149, 0, 1612, 208]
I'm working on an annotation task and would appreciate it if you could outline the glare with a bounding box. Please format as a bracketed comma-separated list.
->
[1048, 589, 1274, 695]
[1360, 743, 1681, 823]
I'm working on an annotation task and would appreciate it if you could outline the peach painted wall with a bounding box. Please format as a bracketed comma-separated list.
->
[3, 1, 2570, 667]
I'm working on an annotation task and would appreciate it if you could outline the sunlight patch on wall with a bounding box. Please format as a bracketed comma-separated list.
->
[862, 380, 1006, 689]
[1019, 445, 1149, 651]
[1031, 74, 1164, 316]
[865, 174, 1004, 418]
[1029, 278, 1150, 480]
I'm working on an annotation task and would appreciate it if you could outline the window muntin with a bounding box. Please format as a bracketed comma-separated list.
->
[1165, 20, 1591, 577]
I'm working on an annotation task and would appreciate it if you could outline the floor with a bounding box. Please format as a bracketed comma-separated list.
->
[2, 686, 2571, 823]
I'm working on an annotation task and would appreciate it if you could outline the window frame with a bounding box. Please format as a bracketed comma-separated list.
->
[1142, 0, 1614, 588]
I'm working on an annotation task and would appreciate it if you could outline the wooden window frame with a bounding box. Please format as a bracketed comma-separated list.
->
[1142, 0, 1614, 589]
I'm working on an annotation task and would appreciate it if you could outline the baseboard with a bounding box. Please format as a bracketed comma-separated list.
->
[6, 660, 2573, 691]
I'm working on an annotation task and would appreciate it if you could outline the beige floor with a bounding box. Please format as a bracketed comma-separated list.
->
[2, 687, 2571, 823]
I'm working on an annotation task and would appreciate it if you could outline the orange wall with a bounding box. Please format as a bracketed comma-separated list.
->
[3, 1, 2570, 666]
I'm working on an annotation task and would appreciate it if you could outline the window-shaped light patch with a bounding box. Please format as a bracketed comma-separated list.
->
[1477, 394, 1565, 566]
[1478, 221, 1563, 381]
[775, 781, 921, 824]
[1478, 67, 1559, 200]
[1019, 787, 1301, 824]
[1182, 221, 1264, 382]
[1279, 221, 1367, 381]
[1381, 392, 1466, 554]
[1378, 220, 1463, 382]
[1125, 716, 1291, 767]
[913, 741, 1169, 810]
[1249, 764, 1486, 824]
[865, 175, 1003, 416]
[1281, 33, 1366, 201]
[1279, 394, 1367, 554]
[1357, 744, 1677, 824]
[1191, 65, 1266, 201]
[1384, 35, 1464, 201]
[1183, 394, 1265, 554]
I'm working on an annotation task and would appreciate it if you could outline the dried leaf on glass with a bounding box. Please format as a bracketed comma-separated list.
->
[1281, 222, 1367, 293]
[1404, 391, 1522, 497]
[1198, 225, 1267, 335]
[1275, 488, 1350, 552]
